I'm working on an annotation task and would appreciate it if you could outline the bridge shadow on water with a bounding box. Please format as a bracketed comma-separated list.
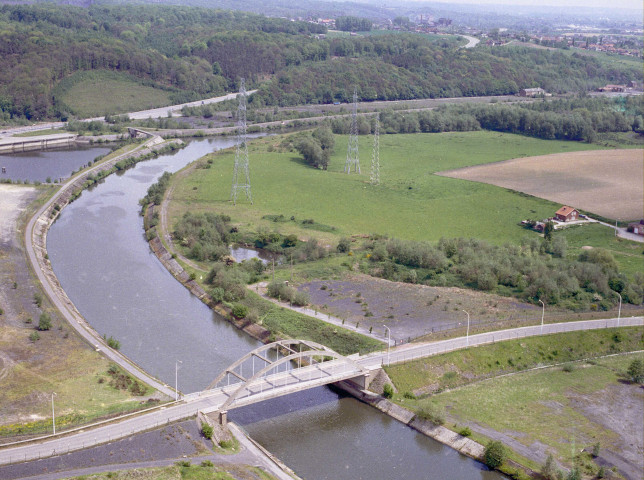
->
[229, 385, 349, 426]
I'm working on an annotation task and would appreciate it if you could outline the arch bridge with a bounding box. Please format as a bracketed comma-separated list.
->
[198, 339, 372, 424]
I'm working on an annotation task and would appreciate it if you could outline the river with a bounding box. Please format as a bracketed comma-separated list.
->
[45, 138, 504, 480]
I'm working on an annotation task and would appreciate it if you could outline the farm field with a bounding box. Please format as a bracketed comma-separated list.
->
[169, 131, 610, 246]
[438, 149, 643, 220]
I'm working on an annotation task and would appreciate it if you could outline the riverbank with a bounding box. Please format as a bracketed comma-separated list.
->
[24, 135, 184, 399]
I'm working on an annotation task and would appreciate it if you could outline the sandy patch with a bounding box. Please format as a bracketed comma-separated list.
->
[0, 184, 36, 245]
[437, 149, 643, 220]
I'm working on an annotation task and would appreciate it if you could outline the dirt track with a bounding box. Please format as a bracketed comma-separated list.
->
[438, 149, 643, 220]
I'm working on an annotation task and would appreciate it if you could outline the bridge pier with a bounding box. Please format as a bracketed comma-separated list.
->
[350, 373, 370, 389]
[218, 410, 228, 426]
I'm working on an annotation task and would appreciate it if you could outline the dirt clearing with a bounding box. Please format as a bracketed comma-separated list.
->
[438, 149, 643, 220]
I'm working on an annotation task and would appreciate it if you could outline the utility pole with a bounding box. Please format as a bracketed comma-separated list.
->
[345, 86, 360, 174]
[370, 113, 380, 185]
[231, 78, 252, 205]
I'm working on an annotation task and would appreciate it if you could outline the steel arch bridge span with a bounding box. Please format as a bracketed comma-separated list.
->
[204, 339, 370, 412]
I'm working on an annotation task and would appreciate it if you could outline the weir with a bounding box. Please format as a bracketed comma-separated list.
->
[0, 133, 77, 153]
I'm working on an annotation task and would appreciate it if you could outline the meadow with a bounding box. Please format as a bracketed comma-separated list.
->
[55, 71, 174, 118]
[169, 131, 610, 246]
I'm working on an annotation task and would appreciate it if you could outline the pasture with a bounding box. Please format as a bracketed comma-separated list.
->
[438, 148, 643, 220]
[169, 131, 609, 246]
[55, 71, 173, 118]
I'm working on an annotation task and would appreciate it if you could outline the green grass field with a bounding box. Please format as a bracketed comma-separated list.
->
[171, 131, 608, 246]
[55, 70, 173, 118]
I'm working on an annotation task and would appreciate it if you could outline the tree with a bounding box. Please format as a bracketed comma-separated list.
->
[542, 454, 558, 480]
[295, 128, 334, 170]
[484, 441, 507, 469]
[627, 359, 644, 383]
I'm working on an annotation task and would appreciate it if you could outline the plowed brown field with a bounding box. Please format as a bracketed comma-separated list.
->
[438, 149, 643, 220]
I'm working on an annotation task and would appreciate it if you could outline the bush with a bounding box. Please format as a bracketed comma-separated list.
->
[562, 363, 575, 372]
[29, 331, 40, 342]
[337, 237, 351, 253]
[200, 460, 214, 467]
[219, 439, 234, 449]
[459, 426, 472, 437]
[105, 335, 121, 350]
[415, 404, 445, 425]
[484, 441, 507, 469]
[383, 383, 394, 399]
[627, 359, 644, 383]
[292, 290, 310, 306]
[232, 304, 248, 319]
[38, 313, 52, 331]
[201, 424, 214, 439]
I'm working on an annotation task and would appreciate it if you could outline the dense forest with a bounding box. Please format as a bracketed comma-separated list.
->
[0, 3, 641, 121]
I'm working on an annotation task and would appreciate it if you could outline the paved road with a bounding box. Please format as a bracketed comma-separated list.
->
[1, 316, 640, 466]
[23, 137, 176, 399]
[460, 35, 481, 49]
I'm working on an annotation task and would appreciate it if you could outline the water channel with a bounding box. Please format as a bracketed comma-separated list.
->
[44, 138, 504, 480]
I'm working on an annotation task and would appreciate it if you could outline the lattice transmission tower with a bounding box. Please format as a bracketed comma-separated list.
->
[345, 87, 360, 174]
[370, 113, 380, 185]
[230, 78, 252, 205]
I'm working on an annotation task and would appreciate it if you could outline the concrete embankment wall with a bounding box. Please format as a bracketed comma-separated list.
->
[0, 135, 77, 153]
[335, 380, 487, 462]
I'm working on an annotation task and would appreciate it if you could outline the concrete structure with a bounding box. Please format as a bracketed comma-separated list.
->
[202, 339, 371, 424]
[555, 205, 579, 222]
[0, 133, 76, 153]
[519, 87, 546, 97]
[598, 84, 626, 92]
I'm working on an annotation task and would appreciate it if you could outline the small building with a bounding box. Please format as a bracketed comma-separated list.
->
[555, 206, 579, 222]
[519, 87, 546, 97]
[627, 220, 644, 236]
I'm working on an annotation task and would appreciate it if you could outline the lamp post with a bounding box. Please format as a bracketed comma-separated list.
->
[539, 299, 545, 335]
[462, 310, 470, 346]
[383, 325, 391, 366]
[175, 360, 182, 402]
[616, 292, 622, 327]
[51, 392, 56, 435]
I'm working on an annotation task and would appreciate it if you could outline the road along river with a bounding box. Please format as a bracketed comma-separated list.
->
[45, 138, 504, 480]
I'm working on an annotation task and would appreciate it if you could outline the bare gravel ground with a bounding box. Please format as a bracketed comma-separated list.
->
[438, 149, 644, 220]
[0, 420, 260, 480]
[299, 274, 545, 343]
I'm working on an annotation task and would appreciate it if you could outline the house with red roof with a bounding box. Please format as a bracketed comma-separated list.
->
[555, 206, 579, 222]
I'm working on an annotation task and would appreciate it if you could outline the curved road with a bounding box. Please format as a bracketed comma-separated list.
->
[0, 316, 640, 467]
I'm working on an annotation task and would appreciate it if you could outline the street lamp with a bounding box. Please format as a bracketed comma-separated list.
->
[175, 360, 182, 402]
[383, 325, 391, 366]
[462, 310, 470, 346]
[51, 392, 56, 435]
[616, 292, 622, 327]
[539, 299, 545, 335]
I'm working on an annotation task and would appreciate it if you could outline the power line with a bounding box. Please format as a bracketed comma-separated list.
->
[230, 78, 252, 205]
[370, 113, 380, 185]
[345, 86, 360, 174]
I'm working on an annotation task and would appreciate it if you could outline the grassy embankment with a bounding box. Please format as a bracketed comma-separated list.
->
[53, 70, 174, 118]
[64, 463, 278, 480]
[385, 327, 643, 475]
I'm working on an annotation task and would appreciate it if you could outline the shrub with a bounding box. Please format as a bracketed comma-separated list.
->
[175, 460, 191, 467]
[201, 424, 214, 439]
[627, 359, 644, 383]
[337, 237, 351, 253]
[459, 426, 472, 437]
[562, 363, 575, 372]
[29, 331, 40, 342]
[200, 460, 214, 467]
[219, 439, 234, 449]
[403, 391, 416, 400]
[105, 335, 121, 350]
[484, 441, 507, 469]
[383, 383, 394, 399]
[38, 313, 52, 331]
[34, 293, 43, 308]
[292, 290, 310, 306]
[232, 304, 248, 319]
[415, 404, 445, 425]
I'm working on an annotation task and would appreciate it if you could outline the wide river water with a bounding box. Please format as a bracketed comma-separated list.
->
[43, 138, 504, 480]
